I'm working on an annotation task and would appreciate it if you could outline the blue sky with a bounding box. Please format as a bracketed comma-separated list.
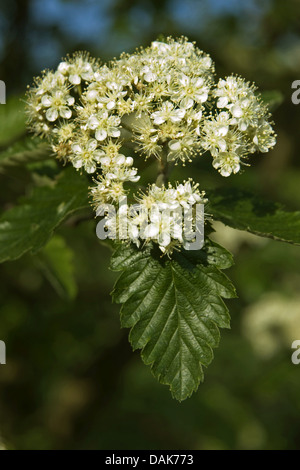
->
[0, 0, 271, 71]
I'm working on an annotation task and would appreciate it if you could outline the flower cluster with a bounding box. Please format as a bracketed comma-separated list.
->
[201, 77, 276, 176]
[26, 37, 276, 254]
[97, 180, 207, 255]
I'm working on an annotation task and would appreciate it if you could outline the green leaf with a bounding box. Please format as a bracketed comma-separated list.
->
[260, 90, 284, 111]
[35, 235, 77, 299]
[0, 96, 26, 147]
[0, 137, 51, 170]
[0, 166, 90, 263]
[209, 188, 300, 245]
[111, 241, 236, 401]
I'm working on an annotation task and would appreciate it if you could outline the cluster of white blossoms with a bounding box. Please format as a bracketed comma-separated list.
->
[26, 38, 276, 254]
[201, 76, 277, 176]
[96, 180, 206, 253]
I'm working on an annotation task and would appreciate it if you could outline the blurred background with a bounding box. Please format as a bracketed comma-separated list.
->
[0, 0, 300, 450]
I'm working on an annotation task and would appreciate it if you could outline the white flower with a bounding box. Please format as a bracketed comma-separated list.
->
[167, 135, 198, 162]
[35, 71, 66, 96]
[141, 65, 157, 83]
[212, 152, 241, 177]
[41, 89, 75, 122]
[249, 122, 276, 153]
[214, 76, 242, 107]
[145, 208, 182, 248]
[85, 110, 121, 141]
[173, 74, 209, 106]
[202, 113, 231, 156]
[71, 139, 104, 173]
[105, 166, 140, 183]
[58, 54, 95, 85]
[91, 178, 125, 204]
[151, 101, 185, 125]
[175, 181, 202, 208]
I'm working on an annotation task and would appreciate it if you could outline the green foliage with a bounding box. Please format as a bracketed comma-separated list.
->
[0, 137, 51, 170]
[0, 167, 90, 263]
[34, 235, 77, 299]
[0, 97, 26, 147]
[209, 188, 300, 245]
[111, 240, 236, 401]
[260, 90, 284, 111]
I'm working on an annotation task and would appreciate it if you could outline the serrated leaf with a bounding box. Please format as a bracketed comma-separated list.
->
[111, 241, 236, 401]
[209, 188, 300, 245]
[0, 167, 90, 263]
[35, 235, 77, 299]
[0, 137, 51, 170]
[0, 96, 26, 147]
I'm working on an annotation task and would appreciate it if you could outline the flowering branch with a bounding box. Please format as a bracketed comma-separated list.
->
[25, 38, 276, 256]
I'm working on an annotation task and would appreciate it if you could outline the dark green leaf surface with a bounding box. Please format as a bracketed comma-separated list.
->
[111, 241, 236, 401]
[35, 235, 77, 299]
[0, 137, 51, 170]
[209, 188, 300, 245]
[0, 167, 90, 262]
